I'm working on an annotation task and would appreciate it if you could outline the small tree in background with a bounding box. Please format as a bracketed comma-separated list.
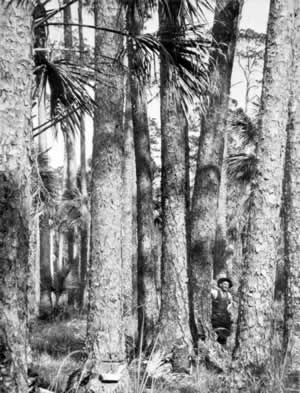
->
[236, 28, 265, 114]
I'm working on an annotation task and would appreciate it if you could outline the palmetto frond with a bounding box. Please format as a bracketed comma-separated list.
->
[157, 1, 213, 109]
[167, 26, 211, 103]
[31, 149, 60, 211]
[226, 153, 257, 183]
[230, 108, 258, 148]
[33, 58, 95, 137]
[0, 0, 34, 8]
[132, 24, 211, 104]
[121, 0, 156, 13]
[160, 0, 212, 23]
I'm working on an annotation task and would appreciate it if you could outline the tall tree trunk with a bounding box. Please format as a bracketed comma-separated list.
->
[86, 0, 126, 378]
[33, 3, 53, 311]
[63, 0, 78, 306]
[78, 0, 89, 309]
[214, 128, 228, 278]
[190, 0, 243, 340]
[38, 94, 53, 310]
[283, 5, 300, 391]
[231, 0, 294, 389]
[158, 1, 193, 366]
[122, 78, 137, 341]
[0, 2, 33, 391]
[29, 0, 49, 319]
[127, 2, 158, 351]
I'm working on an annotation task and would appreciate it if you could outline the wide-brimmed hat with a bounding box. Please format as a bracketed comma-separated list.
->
[217, 277, 233, 288]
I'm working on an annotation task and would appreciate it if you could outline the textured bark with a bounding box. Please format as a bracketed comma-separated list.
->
[121, 80, 137, 341]
[190, 0, 243, 340]
[127, 3, 158, 350]
[158, 2, 193, 365]
[28, 211, 40, 319]
[214, 127, 228, 278]
[86, 0, 126, 375]
[283, 5, 300, 391]
[0, 2, 33, 392]
[78, 0, 89, 309]
[231, 0, 294, 389]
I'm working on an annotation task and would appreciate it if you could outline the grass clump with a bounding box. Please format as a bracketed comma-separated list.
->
[30, 318, 86, 358]
[31, 352, 82, 392]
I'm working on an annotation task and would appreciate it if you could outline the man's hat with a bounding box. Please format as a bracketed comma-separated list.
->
[217, 277, 233, 288]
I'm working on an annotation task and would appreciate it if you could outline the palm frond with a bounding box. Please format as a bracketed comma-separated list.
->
[126, 22, 211, 107]
[229, 108, 258, 147]
[121, 0, 156, 14]
[0, 0, 34, 8]
[158, 23, 211, 108]
[159, 0, 213, 24]
[226, 153, 257, 183]
[33, 58, 96, 137]
[31, 149, 60, 211]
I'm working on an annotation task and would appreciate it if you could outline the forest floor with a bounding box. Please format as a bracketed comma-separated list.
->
[29, 301, 286, 393]
[29, 310, 227, 393]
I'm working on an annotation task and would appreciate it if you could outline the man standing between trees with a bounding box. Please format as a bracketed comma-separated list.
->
[211, 277, 233, 345]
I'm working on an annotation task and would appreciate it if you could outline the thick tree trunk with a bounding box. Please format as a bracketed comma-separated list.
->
[0, 2, 33, 392]
[283, 5, 300, 391]
[158, 2, 193, 366]
[121, 79, 137, 343]
[190, 0, 243, 340]
[127, 2, 158, 351]
[231, 0, 294, 389]
[86, 0, 126, 379]
[214, 128, 228, 278]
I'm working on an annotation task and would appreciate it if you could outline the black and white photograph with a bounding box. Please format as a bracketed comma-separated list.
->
[0, 0, 298, 392]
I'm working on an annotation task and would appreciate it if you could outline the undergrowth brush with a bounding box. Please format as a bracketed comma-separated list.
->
[30, 317, 86, 357]
[29, 301, 288, 393]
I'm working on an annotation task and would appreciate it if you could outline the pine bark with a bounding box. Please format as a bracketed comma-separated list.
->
[190, 0, 243, 340]
[158, 1, 193, 365]
[127, 2, 158, 350]
[121, 80, 137, 341]
[86, 0, 126, 375]
[231, 0, 294, 389]
[78, 0, 89, 309]
[283, 4, 300, 391]
[215, 128, 228, 278]
[28, 210, 40, 318]
[0, 2, 33, 391]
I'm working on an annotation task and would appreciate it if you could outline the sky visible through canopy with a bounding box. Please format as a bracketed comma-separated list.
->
[47, 0, 270, 167]
[231, 0, 269, 107]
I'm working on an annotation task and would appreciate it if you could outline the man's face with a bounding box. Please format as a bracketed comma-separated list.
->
[220, 281, 230, 292]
